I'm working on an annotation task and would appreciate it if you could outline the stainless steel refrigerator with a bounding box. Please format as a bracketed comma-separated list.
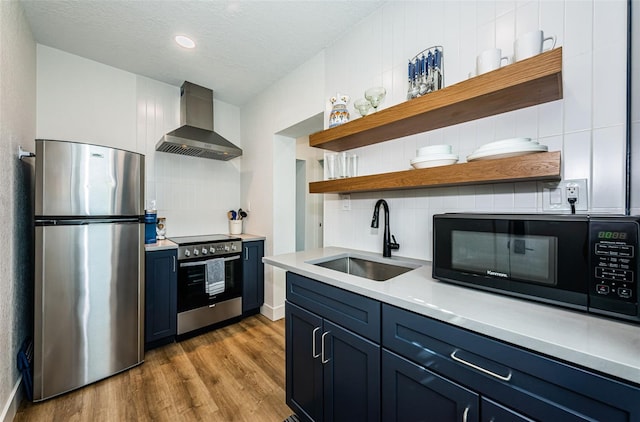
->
[33, 139, 145, 401]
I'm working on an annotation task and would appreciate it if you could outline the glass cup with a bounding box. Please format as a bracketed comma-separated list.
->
[326, 153, 337, 179]
[338, 152, 349, 178]
[348, 154, 358, 177]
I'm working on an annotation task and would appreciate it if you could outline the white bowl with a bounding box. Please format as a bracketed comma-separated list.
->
[411, 154, 458, 169]
[417, 144, 452, 156]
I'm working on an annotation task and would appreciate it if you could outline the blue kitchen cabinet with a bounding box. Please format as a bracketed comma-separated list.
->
[382, 303, 640, 421]
[242, 239, 264, 315]
[382, 349, 480, 421]
[145, 249, 177, 349]
[286, 273, 381, 422]
[284, 272, 640, 422]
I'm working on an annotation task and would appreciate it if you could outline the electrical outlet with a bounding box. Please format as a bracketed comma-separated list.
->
[541, 179, 588, 212]
[566, 185, 579, 200]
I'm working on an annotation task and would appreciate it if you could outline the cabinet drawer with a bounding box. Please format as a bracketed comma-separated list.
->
[286, 272, 381, 342]
[382, 304, 639, 421]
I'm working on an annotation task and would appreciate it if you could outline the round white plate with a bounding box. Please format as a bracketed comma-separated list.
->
[467, 144, 547, 161]
[411, 153, 458, 164]
[474, 137, 534, 153]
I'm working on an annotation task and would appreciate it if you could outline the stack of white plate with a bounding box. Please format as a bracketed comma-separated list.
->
[467, 137, 547, 161]
[410, 144, 459, 169]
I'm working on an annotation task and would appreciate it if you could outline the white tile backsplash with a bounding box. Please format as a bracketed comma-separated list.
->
[563, 130, 591, 180]
[592, 125, 626, 212]
[314, 0, 628, 261]
[515, 1, 540, 38]
[593, 42, 627, 128]
[563, 52, 593, 133]
[496, 10, 516, 58]
[564, 0, 593, 58]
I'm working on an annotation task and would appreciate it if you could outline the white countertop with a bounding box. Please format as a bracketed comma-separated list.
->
[263, 247, 640, 386]
[145, 239, 178, 251]
[235, 233, 266, 241]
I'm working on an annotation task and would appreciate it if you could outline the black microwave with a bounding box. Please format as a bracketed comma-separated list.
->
[433, 213, 640, 323]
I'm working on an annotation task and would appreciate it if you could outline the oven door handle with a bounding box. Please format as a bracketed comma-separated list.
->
[179, 255, 241, 268]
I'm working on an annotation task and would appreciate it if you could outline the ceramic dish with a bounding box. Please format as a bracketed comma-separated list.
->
[466, 144, 547, 161]
[417, 144, 452, 156]
[411, 154, 459, 169]
[474, 137, 534, 152]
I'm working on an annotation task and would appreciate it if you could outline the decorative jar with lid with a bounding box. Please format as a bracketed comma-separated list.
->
[329, 94, 350, 128]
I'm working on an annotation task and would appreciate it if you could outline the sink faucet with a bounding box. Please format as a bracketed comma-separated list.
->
[371, 199, 400, 257]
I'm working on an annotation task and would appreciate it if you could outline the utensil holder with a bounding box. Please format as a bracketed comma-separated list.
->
[229, 220, 243, 235]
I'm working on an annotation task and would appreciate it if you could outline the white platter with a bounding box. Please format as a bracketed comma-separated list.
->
[474, 137, 534, 153]
[467, 144, 548, 161]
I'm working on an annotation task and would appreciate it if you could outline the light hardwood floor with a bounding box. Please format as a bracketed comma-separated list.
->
[15, 315, 292, 422]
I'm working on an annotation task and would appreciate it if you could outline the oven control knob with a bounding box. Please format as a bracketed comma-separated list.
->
[209, 246, 216, 254]
[193, 248, 199, 256]
[184, 250, 190, 257]
[201, 248, 208, 255]
[231, 244, 237, 251]
[225, 245, 230, 251]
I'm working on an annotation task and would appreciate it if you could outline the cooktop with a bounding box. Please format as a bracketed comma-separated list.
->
[168, 234, 241, 245]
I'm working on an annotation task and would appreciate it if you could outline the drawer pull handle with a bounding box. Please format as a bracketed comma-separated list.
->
[462, 405, 470, 422]
[450, 350, 512, 382]
[321, 331, 331, 364]
[312, 327, 321, 358]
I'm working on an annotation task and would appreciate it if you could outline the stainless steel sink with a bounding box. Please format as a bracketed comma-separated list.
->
[309, 254, 418, 281]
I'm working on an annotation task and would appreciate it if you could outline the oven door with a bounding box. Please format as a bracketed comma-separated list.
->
[432, 214, 590, 309]
[177, 254, 242, 313]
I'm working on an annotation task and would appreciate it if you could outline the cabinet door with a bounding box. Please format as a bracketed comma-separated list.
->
[382, 350, 479, 422]
[481, 397, 534, 422]
[242, 240, 264, 313]
[323, 320, 380, 422]
[286, 302, 324, 422]
[145, 249, 177, 347]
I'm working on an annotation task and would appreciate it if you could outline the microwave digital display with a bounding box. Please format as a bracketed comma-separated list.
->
[597, 231, 628, 240]
[451, 230, 558, 285]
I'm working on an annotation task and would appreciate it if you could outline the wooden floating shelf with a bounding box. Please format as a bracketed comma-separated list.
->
[309, 151, 561, 194]
[309, 48, 563, 152]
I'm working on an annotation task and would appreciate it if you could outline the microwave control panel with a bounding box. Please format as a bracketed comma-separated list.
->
[589, 219, 639, 317]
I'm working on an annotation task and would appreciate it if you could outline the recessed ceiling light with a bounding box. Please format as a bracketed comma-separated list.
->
[175, 35, 195, 49]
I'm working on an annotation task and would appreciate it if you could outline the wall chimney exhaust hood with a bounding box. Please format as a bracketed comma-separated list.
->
[156, 81, 242, 160]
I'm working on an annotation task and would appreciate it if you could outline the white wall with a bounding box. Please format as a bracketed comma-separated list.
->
[0, 2, 36, 420]
[37, 46, 242, 237]
[241, 51, 326, 320]
[246, 0, 630, 317]
[319, 0, 628, 261]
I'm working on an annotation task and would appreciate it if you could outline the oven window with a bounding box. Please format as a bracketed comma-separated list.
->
[451, 230, 558, 285]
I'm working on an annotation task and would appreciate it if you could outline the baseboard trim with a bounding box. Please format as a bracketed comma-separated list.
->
[1, 376, 23, 422]
[260, 303, 285, 321]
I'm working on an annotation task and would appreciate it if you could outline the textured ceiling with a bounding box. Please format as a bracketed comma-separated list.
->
[20, 0, 385, 106]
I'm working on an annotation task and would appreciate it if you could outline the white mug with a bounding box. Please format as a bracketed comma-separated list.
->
[514, 30, 556, 61]
[476, 48, 510, 75]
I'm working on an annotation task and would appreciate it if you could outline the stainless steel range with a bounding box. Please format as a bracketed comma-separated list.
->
[169, 234, 243, 335]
